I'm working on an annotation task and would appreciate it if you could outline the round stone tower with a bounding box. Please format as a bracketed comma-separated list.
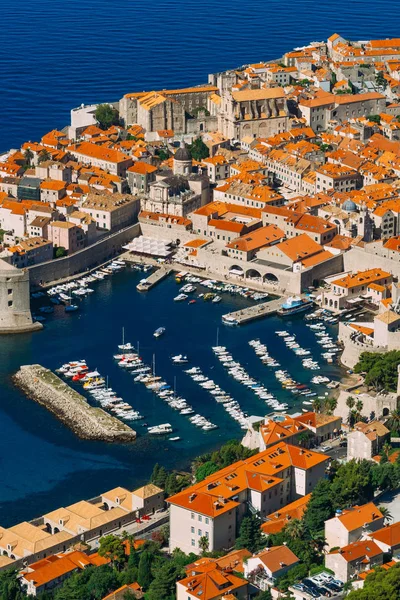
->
[173, 141, 192, 176]
[0, 260, 42, 334]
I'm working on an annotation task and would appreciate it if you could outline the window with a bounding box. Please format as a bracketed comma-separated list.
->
[191, 513, 195, 520]
[198, 529, 202, 536]
[205, 517, 209, 524]
[191, 539, 195, 547]
[191, 526, 194, 533]
[198, 515, 202, 522]
[8, 300, 13, 308]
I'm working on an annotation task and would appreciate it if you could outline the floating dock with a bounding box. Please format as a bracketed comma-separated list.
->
[136, 267, 171, 291]
[222, 297, 283, 325]
[13, 365, 136, 442]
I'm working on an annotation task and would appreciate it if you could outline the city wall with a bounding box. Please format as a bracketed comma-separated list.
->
[344, 247, 400, 278]
[29, 224, 140, 287]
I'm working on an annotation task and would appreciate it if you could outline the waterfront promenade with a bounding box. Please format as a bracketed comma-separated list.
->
[136, 267, 172, 291]
[222, 297, 283, 325]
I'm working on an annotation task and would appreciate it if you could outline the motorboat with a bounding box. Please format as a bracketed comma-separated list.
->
[171, 354, 189, 364]
[174, 293, 188, 302]
[154, 327, 166, 338]
[147, 423, 173, 434]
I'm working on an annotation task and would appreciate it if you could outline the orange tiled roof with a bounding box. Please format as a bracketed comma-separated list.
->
[68, 142, 130, 164]
[127, 161, 158, 175]
[252, 545, 299, 572]
[168, 443, 328, 517]
[226, 224, 285, 252]
[329, 540, 382, 563]
[179, 562, 247, 600]
[261, 494, 311, 535]
[331, 503, 383, 532]
[371, 521, 400, 548]
[331, 268, 391, 289]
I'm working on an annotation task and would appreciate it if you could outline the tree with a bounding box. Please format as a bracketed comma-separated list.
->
[303, 478, 334, 535]
[355, 400, 364, 421]
[330, 460, 374, 508]
[137, 551, 154, 590]
[379, 506, 393, 524]
[147, 561, 179, 600]
[312, 398, 322, 413]
[254, 591, 272, 600]
[188, 137, 209, 161]
[235, 514, 266, 553]
[284, 518, 305, 540]
[55, 246, 67, 259]
[385, 410, 400, 435]
[195, 461, 219, 482]
[354, 351, 400, 392]
[98, 535, 126, 570]
[95, 104, 119, 130]
[38, 149, 51, 163]
[85, 566, 120, 599]
[157, 148, 170, 161]
[324, 397, 338, 415]
[198, 535, 209, 555]
[24, 148, 33, 166]
[0, 569, 27, 600]
[375, 71, 387, 89]
[346, 396, 355, 425]
[346, 562, 400, 599]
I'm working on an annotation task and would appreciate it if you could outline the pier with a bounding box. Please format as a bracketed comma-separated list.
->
[13, 365, 136, 442]
[222, 297, 283, 325]
[135, 266, 172, 291]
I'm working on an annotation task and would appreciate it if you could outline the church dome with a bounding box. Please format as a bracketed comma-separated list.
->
[174, 141, 192, 162]
[342, 199, 357, 212]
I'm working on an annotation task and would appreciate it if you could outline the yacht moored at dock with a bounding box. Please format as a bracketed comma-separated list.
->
[277, 296, 314, 317]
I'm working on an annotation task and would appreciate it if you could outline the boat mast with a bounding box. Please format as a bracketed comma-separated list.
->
[122, 327, 125, 346]
[152, 353, 156, 376]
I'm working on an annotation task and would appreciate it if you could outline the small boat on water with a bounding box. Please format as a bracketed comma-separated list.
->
[148, 423, 173, 434]
[154, 327, 166, 338]
[65, 304, 79, 312]
[212, 295, 222, 303]
[174, 293, 188, 302]
[118, 327, 134, 351]
[189, 299, 196, 305]
[171, 354, 189, 364]
[169, 436, 181, 441]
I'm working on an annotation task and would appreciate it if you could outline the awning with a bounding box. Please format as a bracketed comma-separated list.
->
[229, 268, 244, 275]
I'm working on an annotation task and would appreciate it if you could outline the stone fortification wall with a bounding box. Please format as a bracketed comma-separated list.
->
[0, 261, 42, 334]
[344, 247, 400, 278]
[29, 223, 140, 287]
[13, 365, 136, 442]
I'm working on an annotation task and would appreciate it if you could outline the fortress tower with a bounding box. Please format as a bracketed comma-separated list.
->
[0, 260, 42, 334]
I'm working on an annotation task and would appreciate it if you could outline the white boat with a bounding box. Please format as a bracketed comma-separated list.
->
[169, 436, 181, 441]
[154, 327, 166, 338]
[118, 327, 134, 351]
[174, 294, 188, 302]
[212, 295, 222, 303]
[171, 354, 189, 364]
[148, 423, 173, 434]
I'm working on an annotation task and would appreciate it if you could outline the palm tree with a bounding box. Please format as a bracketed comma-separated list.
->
[284, 518, 305, 540]
[355, 400, 364, 421]
[385, 409, 400, 435]
[346, 396, 355, 426]
[24, 148, 33, 166]
[379, 506, 393, 525]
[312, 398, 322, 413]
[325, 397, 338, 415]
[38, 149, 51, 163]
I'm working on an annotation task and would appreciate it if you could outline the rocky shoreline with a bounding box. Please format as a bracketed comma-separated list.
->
[13, 365, 136, 442]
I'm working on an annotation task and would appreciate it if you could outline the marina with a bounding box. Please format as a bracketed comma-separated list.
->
[0, 263, 344, 526]
[222, 297, 283, 325]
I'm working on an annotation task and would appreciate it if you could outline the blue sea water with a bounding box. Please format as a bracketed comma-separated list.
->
[0, 0, 396, 524]
[0, 267, 340, 525]
[2, 0, 400, 152]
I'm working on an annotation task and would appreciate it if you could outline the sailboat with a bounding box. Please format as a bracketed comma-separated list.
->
[118, 327, 134, 350]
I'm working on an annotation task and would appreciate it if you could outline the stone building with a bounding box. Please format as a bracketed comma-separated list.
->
[0, 260, 42, 334]
[141, 143, 210, 217]
[119, 85, 219, 133]
[217, 88, 289, 141]
[347, 421, 390, 461]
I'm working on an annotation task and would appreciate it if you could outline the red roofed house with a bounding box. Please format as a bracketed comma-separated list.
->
[168, 443, 328, 555]
[323, 268, 392, 312]
[226, 224, 285, 261]
[294, 412, 342, 445]
[325, 540, 384, 582]
[177, 560, 248, 600]
[347, 421, 390, 461]
[324, 503, 384, 550]
[20, 550, 108, 596]
[368, 521, 400, 555]
[127, 162, 158, 194]
[261, 495, 311, 536]
[244, 545, 300, 589]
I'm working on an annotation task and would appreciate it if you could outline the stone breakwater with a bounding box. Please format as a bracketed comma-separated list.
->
[13, 365, 136, 442]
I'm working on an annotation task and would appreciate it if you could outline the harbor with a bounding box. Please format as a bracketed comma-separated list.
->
[13, 365, 137, 442]
[136, 266, 172, 292]
[222, 297, 283, 325]
[0, 263, 344, 526]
